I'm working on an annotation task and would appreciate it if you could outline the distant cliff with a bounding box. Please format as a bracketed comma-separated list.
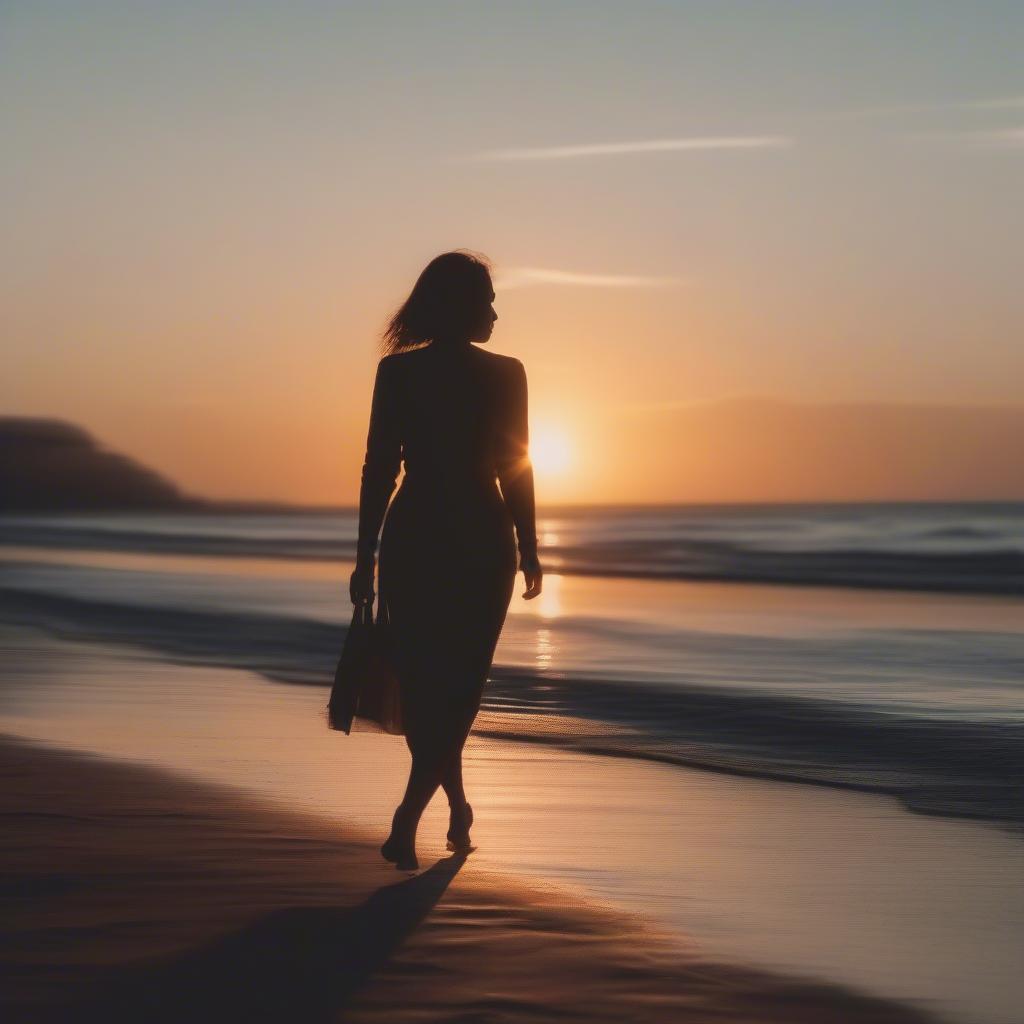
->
[0, 418, 204, 512]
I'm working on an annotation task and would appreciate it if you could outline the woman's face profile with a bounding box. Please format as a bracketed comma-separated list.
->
[472, 289, 498, 344]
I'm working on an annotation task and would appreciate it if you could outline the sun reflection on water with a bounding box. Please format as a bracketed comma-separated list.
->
[534, 626, 555, 672]
[533, 572, 562, 620]
[526, 574, 561, 671]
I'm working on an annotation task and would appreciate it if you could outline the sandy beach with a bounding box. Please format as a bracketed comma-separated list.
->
[3, 624, 1024, 1022]
[1, 733, 937, 1024]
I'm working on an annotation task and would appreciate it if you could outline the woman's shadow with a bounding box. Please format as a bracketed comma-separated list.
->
[76, 853, 468, 1023]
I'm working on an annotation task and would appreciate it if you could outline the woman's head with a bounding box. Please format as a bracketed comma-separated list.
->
[382, 250, 497, 354]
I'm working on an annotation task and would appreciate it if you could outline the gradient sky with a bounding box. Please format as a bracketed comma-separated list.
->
[3, 1, 1023, 504]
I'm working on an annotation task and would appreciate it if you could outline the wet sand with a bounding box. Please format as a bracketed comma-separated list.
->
[3, 627, 1024, 1022]
[1, 735, 935, 1024]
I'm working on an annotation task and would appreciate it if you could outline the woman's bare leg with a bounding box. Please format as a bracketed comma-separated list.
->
[440, 697, 479, 807]
[396, 732, 445, 825]
[440, 745, 466, 808]
[389, 695, 479, 856]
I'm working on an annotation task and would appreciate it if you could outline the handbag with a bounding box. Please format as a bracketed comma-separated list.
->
[326, 586, 403, 735]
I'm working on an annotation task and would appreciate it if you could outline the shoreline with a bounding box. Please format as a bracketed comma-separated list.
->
[472, 722, 1024, 828]
[4, 581, 1022, 829]
[1, 734, 938, 1024]
[3, 628, 1024, 1020]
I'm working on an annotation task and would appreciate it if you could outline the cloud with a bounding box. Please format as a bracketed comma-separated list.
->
[815, 95, 1024, 121]
[807, 96, 1024, 150]
[952, 95, 1024, 111]
[980, 127, 1024, 148]
[470, 136, 792, 162]
[909, 126, 1024, 149]
[494, 267, 685, 290]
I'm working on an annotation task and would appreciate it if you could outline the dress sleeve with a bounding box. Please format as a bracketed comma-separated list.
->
[356, 359, 402, 563]
[496, 359, 538, 562]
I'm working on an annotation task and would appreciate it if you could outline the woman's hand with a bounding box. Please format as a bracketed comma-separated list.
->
[350, 558, 376, 606]
[520, 552, 543, 600]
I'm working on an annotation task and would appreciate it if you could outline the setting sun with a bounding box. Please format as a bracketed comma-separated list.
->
[529, 422, 573, 479]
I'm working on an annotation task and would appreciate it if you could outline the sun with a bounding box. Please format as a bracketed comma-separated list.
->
[529, 422, 573, 478]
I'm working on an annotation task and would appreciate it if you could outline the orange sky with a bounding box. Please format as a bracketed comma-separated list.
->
[3, 4, 1023, 505]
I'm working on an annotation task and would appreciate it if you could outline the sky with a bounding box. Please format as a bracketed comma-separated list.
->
[2, 1, 1023, 505]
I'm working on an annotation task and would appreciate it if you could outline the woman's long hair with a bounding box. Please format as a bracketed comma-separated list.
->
[382, 250, 492, 355]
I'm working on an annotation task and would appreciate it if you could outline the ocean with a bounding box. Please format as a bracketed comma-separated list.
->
[2, 502, 1022, 826]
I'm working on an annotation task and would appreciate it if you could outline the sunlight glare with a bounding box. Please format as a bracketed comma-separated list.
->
[530, 423, 573, 479]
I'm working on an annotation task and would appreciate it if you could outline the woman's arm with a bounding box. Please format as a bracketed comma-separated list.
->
[355, 358, 402, 568]
[496, 359, 539, 566]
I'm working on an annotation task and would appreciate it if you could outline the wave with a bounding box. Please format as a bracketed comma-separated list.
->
[551, 541, 1024, 595]
[3, 585, 1021, 827]
[0, 520, 348, 562]
[3, 504, 1023, 595]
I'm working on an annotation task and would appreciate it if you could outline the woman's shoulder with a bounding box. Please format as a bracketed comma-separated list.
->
[379, 346, 426, 365]
[474, 348, 525, 376]
[378, 345, 524, 380]
[377, 346, 430, 375]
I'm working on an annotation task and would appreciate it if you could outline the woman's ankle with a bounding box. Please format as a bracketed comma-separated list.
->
[392, 802, 418, 833]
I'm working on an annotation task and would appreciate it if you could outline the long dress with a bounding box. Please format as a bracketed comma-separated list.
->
[355, 340, 538, 745]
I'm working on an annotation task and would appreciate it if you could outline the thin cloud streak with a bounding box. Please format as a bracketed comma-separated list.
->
[950, 95, 1024, 111]
[471, 136, 792, 162]
[981, 127, 1024, 147]
[909, 126, 1024, 149]
[812, 94, 1024, 121]
[495, 267, 685, 290]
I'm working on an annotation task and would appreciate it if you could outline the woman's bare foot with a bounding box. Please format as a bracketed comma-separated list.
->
[446, 800, 474, 853]
[381, 804, 419, 870]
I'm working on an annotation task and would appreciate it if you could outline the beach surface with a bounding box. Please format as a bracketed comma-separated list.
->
[1, 733, 935, 1024]
[3, 625, 1024, 1022]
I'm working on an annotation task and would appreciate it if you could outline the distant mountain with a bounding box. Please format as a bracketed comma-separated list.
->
[0, 418, 205, 512]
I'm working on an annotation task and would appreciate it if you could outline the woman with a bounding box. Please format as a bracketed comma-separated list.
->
[350, 250, 543, 870]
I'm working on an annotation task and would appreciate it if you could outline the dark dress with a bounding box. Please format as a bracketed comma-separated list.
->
[355, 341, 538, 744]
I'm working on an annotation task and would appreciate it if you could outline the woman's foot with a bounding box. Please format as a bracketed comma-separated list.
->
[446, 801, 474, 853]
[381, 805, 419, 870]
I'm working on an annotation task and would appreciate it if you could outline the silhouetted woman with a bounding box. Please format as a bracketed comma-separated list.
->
[350, 250, 542, 870]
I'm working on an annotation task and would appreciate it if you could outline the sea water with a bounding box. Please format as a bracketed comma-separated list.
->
[2, 502, 1022, 824]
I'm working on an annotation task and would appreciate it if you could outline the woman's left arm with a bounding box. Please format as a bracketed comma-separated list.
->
[496, 359, 542, 599]
[352, 359, 401, 602]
